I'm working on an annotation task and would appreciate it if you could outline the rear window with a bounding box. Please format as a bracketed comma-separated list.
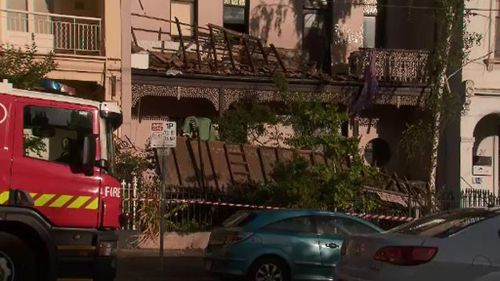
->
[391, 209, 498, 237]
[223, 211, 257, 227]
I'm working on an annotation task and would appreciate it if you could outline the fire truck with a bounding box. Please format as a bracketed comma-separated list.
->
[0, 80, 123, 281]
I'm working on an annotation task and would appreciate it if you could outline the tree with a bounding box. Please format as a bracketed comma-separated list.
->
[261, 99, 380, 211]
[0, 42, 56, 90]
[401, 0, 481, 211]
[216, 78, 381, 211]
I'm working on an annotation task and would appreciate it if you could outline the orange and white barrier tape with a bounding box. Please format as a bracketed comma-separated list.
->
[163, 198, 415, 222]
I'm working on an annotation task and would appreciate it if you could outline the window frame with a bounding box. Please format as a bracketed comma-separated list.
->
[496, 0, 500, 58]
[22, 104, 94, 167]
[223, 0, 249, 34]
[170, 0, 198, 39]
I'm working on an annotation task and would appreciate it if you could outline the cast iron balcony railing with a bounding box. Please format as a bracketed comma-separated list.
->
[349, 48, 430, 83]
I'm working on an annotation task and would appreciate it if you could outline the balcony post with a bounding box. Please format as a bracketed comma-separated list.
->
[73, 17, 76, 55]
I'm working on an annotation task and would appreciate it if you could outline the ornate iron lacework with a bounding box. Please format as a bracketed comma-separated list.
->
[132, 83, 425, 114]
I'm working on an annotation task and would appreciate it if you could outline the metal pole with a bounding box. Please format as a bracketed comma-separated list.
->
[155, 148, 169, 272]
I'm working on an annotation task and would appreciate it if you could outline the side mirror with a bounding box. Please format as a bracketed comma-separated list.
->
[82, 134, 97, 173]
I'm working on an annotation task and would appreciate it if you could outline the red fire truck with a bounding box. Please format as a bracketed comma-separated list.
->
[0, 80, 123, 281]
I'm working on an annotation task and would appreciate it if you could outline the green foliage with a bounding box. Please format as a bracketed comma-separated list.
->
[114, 146, 151, 183]
[23, 134, 47, 158]
[400, 0, 482, 184]
[217, 99, 279, 144]
[0, 42, 56, 90]
[253, 157, 380, 212]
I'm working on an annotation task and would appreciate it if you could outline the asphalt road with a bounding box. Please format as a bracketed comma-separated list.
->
[117, 250, 215, 281]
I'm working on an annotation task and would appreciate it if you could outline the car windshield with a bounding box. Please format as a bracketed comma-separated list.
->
[390, 209, 498, 237]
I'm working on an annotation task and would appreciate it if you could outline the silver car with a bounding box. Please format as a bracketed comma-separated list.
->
[336, 208, 500, 281]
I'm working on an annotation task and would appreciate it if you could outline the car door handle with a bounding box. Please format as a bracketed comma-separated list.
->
[325, 243, 339, 249]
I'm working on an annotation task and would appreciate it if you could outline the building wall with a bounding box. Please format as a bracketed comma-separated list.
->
[331, 2, 363, 64]
[121, 0, 133, 139]
[0, 0, 123, 103]
[198, 0, 223, 27]
[463, 0, 500, 89]
[248, 0, 302, 49]
[456, 0, 500, 195]
[356, 106, 428, 181]
[131, 0, 171, 42]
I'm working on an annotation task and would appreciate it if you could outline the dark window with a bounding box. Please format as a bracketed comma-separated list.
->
[364, 138, 391, 167]
[23, 106, 92, 166]
[224, 0, 248, 33]
[317, 217, 378, 236]
[392, 209, 498, 237]
[303, 0, 331, 73]
[266, 216, 316, 234]
[496, 0, 500, 57]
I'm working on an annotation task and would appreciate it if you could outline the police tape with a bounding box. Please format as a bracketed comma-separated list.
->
[345, 212, 416, 222]
[161, 198, 416, 222]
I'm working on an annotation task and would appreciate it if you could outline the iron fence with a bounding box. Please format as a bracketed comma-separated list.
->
[121, 176, 244, 231]
[440, 189, 500, 210]
[120, 176, 420, 231]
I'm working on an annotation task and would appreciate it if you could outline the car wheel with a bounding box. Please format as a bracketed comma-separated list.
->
[248, 257, 289, 281]
[0, 232, 37, 281]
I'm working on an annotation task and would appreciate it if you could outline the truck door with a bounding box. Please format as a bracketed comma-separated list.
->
[10, 99, 101, 228]
[0, 94, 14, 203]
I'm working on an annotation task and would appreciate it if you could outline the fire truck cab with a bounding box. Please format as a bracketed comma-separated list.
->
[0, 80, 122, 281]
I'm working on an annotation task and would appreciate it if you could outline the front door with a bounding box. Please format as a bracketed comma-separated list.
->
[10, 98, 101, 228]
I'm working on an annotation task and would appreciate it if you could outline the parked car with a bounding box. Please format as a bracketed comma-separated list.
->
[204, 210, 382, 281]
[336, 208, 500, 281]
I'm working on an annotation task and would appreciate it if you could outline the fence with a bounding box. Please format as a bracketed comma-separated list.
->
[121, 176, 263, 231]
[121, 177, 139, 230]
[2, 9, 102, 54]
[120, 176, 419, 232]
[440, 189, 500, 210]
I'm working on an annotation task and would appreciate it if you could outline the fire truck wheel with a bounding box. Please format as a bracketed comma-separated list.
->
[0, 232, 37, 281]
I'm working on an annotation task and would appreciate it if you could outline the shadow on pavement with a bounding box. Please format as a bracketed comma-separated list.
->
[117, 253, 215, 281]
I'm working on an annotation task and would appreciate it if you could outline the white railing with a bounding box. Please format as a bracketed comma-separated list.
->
[2, 9, 102, 54]
[121, 176, 139, 230]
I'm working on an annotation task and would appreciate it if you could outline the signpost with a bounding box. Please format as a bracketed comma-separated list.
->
[150, 121, 177, 271]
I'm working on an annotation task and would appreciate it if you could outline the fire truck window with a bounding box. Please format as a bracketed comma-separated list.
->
[23, 106, 92, 165]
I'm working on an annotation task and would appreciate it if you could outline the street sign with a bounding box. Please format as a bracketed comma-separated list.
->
[150, 121, 177, 148]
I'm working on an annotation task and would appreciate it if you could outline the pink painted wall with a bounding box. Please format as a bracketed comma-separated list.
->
[249, 0, 303, 49]
[332, 2, 364, 64]
[132, 0, 171, 41]
[198, 0, 223, 27]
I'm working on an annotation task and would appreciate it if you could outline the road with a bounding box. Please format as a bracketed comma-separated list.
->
[117, 250, 215, 281]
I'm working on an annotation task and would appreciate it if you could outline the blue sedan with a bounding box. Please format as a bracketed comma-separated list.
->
[205, 210, 382, 281]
